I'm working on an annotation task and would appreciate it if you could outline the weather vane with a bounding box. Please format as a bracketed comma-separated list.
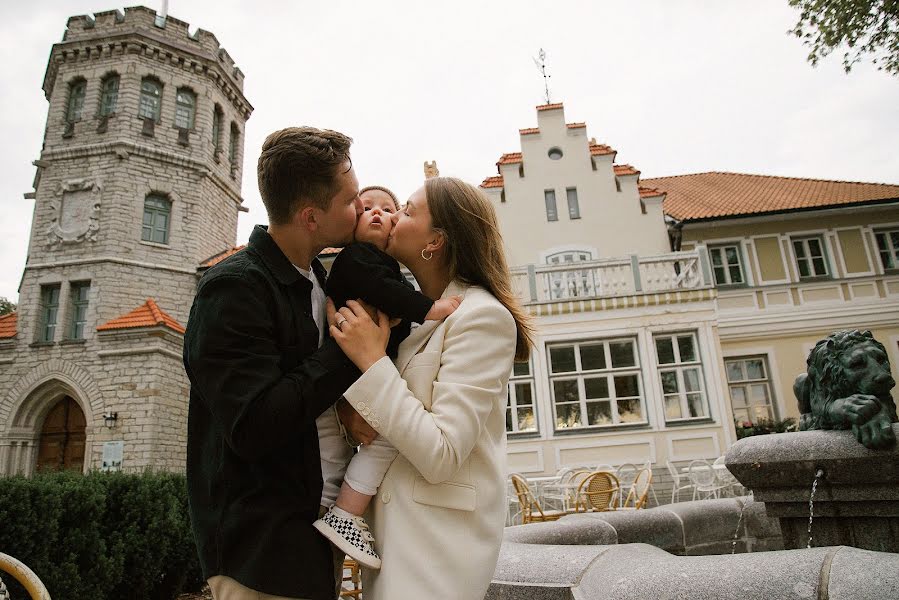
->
[533, 48, 551, 105]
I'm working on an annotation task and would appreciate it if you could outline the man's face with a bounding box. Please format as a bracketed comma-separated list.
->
[317, 163, 361, 247]
[354, 190, 396, 250]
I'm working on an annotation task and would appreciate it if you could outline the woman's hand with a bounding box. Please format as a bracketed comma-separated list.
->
[327, 298, 390, 372]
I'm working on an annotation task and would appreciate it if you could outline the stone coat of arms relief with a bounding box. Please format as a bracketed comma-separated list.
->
[46, 178, 101, 248]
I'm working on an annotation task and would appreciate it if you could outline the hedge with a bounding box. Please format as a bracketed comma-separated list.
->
[0, 470, 203, 600]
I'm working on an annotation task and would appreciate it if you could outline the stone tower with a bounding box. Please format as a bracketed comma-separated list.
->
[0, 7, 252, 474]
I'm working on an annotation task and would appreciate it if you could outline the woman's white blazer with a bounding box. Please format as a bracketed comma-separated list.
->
[342, 280, 516, 600]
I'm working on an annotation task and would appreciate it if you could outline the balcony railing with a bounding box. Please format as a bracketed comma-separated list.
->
[510, 248, 714, 305]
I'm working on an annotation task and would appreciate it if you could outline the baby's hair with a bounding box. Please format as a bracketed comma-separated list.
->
[360, 185, 400, 211]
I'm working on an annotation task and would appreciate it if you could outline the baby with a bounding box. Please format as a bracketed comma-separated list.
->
[313, 185, 460, 569]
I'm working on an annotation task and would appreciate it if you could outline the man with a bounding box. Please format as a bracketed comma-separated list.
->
[184, 126, 371, 599]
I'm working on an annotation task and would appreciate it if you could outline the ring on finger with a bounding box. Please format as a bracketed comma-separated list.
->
[336, 317, 348, 331]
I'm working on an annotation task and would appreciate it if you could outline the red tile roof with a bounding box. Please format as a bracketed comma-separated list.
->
[642, 172, 899, 222]
[537, 103, 564, 111]
[481, 175, 504, 189]
[519, 127, 540, 135]
[614, 164, 640, 176]
[0, 312, 16, 339]
[566, 122, 586, 129]
[639, 186, 665, 199]
[497, 152, 523, 166]
[590, 143, 616, 156]
[97, 299, 185, 334]
[201, 245, 245, 268]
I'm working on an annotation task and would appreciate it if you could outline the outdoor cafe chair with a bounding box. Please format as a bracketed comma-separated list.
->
[712, 455, 743, 497]
[574, 471, 621, 513]
[666, 460, 696, 504]
[687, 459, 729, 500]
[620, 467, 654, 509]
[510, 473, 566, 524]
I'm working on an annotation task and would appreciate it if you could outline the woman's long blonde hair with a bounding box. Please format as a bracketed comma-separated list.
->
[425, 177, 534, 361]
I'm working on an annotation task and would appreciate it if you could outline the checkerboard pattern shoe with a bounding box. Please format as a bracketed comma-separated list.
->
[313, 506, 382, 570]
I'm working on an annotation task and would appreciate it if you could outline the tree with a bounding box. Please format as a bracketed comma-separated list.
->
[788, 0, 899, 75]
[0, 297, 16, 316]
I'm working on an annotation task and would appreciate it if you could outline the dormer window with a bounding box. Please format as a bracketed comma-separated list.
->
[548, 147, 563, 160]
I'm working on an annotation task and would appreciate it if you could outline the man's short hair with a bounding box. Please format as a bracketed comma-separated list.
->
[256, 126, 353, 224]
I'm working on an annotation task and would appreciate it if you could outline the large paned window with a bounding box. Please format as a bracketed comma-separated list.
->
[68, 282, 90, 340]
[725, 356, 776, 423]
[99, 75, 119, 116]
[566, 187, 580, 219]
[138, 78, 162, 121]
[174, 88, 196, 129]
[792, 236, 829, 278]
[544, 189, 558, 222]
[655, 332, 709, 422]
[548, 339, 645, 430]
[39, 285, 61, 342]
[875, 230, 899, 270]
[709, 244, 745, 286]
[66, 79, 86, 123]
[142, 194, 171, 244]
[506, 359, 537, 434]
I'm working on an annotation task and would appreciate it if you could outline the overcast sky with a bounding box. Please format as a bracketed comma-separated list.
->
[1, 0, 897, 302]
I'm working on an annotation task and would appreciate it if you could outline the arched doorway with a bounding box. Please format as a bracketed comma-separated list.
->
[35, 396, 86, 472]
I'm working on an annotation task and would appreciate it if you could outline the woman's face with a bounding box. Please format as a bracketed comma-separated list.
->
[387, 186, 435, 265]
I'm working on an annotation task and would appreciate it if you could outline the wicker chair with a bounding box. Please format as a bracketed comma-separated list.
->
[0, 553, 51, 599]
[574, 471, 621, 512]
[510, 474, 566, 523]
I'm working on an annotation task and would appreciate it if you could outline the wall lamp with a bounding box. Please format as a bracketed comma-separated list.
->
[103, 411, 118, 429]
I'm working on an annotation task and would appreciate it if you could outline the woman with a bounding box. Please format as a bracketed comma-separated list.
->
[326, 176, 532, 599]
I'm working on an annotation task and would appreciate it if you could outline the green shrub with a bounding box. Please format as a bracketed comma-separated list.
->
[735, 417, 798, 439]
[0, 470, 203, 600]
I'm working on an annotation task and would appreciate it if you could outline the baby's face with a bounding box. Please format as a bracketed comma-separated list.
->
[354, 190, 396, 250]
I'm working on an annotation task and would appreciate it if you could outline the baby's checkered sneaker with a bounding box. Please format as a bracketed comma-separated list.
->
[313, 506, 382, 570]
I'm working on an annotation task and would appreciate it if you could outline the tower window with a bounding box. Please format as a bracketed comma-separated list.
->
[39, 285, 61, 342]
[229, 122, 240, 169]
[66, 79, 86, 123]
[99, 75, 119, 117]
[68, 281, 91, 340]
[212, 105, 224, 154]
[138, 78, 163, 121]
[548, 147, 563, 160]
[142, 194, 171, 244]
[174, 88, 197, 129]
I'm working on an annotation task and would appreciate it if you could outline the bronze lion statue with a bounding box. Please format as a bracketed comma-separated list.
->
[794, 329, 897, 449]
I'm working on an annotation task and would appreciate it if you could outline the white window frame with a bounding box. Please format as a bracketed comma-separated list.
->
[545, 250, 595, 299]
[68, 281, 91, 340]
[724, 355, 778, 424]
[708, 243, 746, 286]
[547, 338, 646, 431]
[654, 332, 709, 423]
[792, 235, 830, 278]
[875, 229, 899, 271]
[506, 358, 538, 435]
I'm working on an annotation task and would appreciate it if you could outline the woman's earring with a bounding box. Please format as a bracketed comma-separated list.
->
[421, 248, 433, 261]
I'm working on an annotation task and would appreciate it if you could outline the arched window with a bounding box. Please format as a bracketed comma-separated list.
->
[99, 74, 119, 117]
[66, 79, 86, 123]
[142, 194, 171, 244]
[138, 77, 162, 121]
[212, 105, 224, 153]
[229, 122, 240, 168]
[174, 87, 196, 129]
